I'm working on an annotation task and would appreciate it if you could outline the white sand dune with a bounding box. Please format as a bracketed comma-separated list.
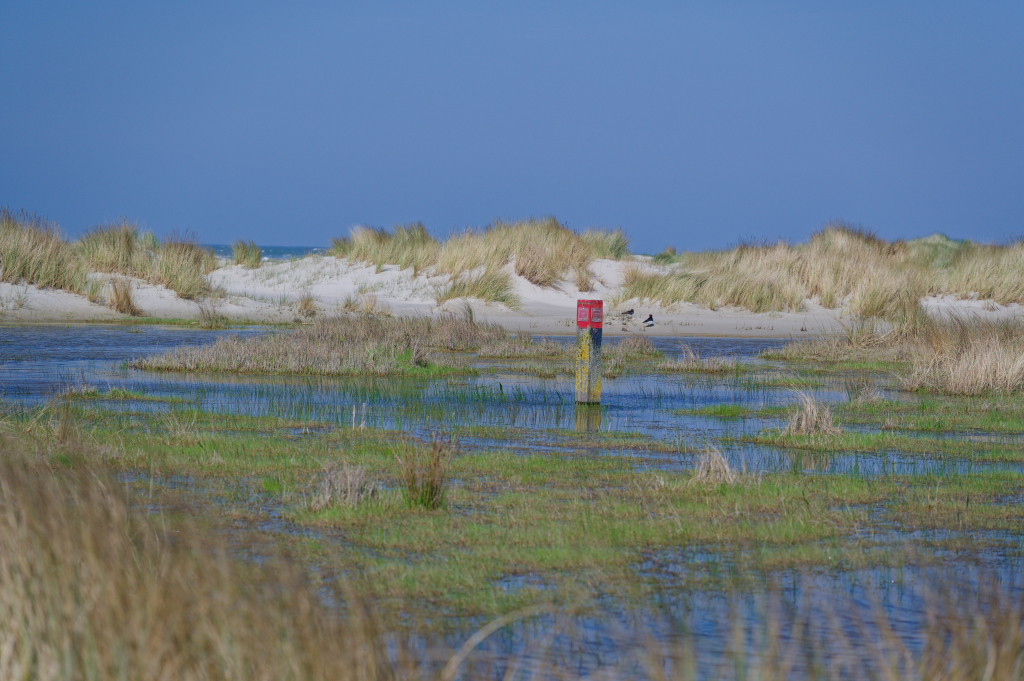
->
[2, 256, 1020, 336]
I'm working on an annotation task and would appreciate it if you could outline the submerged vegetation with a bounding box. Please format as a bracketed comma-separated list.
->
[133, 314, 684, 378]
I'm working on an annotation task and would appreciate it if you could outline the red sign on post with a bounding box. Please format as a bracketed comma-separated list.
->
[576, 300, 603, 329]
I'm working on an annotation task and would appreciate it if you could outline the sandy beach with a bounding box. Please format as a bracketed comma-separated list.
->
[2, 255, 1019, 336]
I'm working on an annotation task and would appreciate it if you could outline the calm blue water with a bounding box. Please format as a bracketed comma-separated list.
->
[205, 244, 326, 261]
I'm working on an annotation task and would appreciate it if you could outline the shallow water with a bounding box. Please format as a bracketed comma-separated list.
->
[1, 324, 1020, 475]
[5, 323, 1023, 672]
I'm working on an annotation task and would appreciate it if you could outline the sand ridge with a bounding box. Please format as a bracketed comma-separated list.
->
[2, 256, 1019, 336]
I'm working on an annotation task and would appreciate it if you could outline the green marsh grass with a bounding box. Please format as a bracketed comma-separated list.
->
[835, 394, 1024, 434]
[739, 429, 1024, 463]
[4, 392, 1024, 678]
[5, 450, 1024, 680]
[676, 404, 757, 419]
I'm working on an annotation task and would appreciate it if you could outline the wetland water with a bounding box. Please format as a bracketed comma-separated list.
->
[1, 325, 1014, 476]
[3, 323, 1022, 673]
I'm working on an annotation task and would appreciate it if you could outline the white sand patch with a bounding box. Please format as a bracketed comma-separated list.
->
[921, 294, 1024, 321]
[0, 281, 122, 322]
[5, 257, 1023, 336]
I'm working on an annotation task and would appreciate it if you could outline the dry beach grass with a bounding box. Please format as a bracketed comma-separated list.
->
[1, 209, 217, 300]
[0, 208, 87, 292]
[636, 224, 1024, 319]
[330, 217, 629, 293]
[8, 208, 1024, 322]
[0, 451, 406, 681]
[770, 313, 1024, 397]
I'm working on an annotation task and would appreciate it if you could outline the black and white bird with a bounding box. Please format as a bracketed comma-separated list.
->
[642, 314, 653, 324]
[620, 308, 634, 317]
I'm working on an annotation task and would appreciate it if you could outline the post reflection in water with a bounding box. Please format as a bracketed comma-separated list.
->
[573, 404, 602, 433]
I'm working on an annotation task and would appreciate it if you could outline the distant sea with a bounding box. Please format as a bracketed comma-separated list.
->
[204, 245, 326, 262]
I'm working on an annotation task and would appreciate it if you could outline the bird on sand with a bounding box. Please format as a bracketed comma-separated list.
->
[642, 314, 653, 324]
[620, 308, 634, 317]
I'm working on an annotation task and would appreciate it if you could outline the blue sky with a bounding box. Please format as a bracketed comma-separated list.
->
[2, 2, 1021, 254]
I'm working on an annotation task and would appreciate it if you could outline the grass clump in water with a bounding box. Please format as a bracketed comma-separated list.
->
[132, 313, 516, 376]
[654, 345, 745, 374]
[784, 392, 842, 436]
[900, 316, 1024, 395]
[774, 314, 1024, 396]
[608, 335, 660, 359]
[310, 463, 378, 510]
[688, 447, 739, 485]
[395, 432, 456, 510]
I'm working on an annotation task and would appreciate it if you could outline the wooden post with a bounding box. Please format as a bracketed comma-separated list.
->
[574, 299, 603, 404]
